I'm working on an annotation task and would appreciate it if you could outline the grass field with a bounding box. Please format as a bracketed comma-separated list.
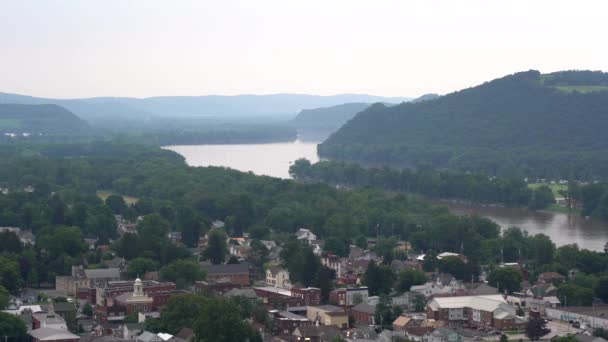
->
[554, 85, 608, 93]
[528, 183, 567, 197]
[96, 190, 139, 205]
[0, 118, 22, 129]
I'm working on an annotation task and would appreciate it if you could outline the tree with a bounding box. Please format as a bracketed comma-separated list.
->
[194, 297, 262, 342]
[324, 237, 348, 257]
[160, 259, 205, 286]
[529, 234, 555, 265]
[248, 240, 269, 269]
[594, 328, 608, 339]
[204, 228, 227, 264]
[526, 316, 549, 341]
[487, 267, 522, 293]
[529, 185, 555, 210]
[176, 206, 204, 248]
[0, 232, 22, 254]
[558, 283, 594, 306]
[0, 257, 23, 293]
[596, 276, 608, 303]
[127, 258, 158, 279]
[0, 312, 27, 338]
[0, 285, 8, 309]
[364, 261, 395, 296]
[413, 293, 426, 312]
[397, 269, 427, 293]
[105, 194, 128, 215]
[82, 303, 93, 317]
[437, 256, 468, 280]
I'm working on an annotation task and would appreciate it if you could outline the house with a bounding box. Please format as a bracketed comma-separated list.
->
[32, 312, 68, 330]
[266, 267, 292, 289]
[427, 328, 462, 342]
[201, 263, 250, 286]
[464, 283, 499, 296]
[538, 272, 566, 284]
[405, 326, 436, 342]
[528, 296, 560, 315]
[254, 286, 302, 308]
[136, 331, 171, 342]
[296, 228, 317, 242]
[56, 266, 121, 296]
[174, 328, 194, 342]
[306, 305, 349, 329]
[292, 325, 341, 342]
[426, 295, 526, 330]
[437, 252, 467, 263]
[393, 315, 415, 331]
[29, 327, 80, 342]
[321, 254, 343, 278]
[51, 302, 77, 331]
[311, 240, 324, 255]
[351, 302, 376, 325]
[392, 292, 420, 311]
[525, 283, 558, 298]
[329, 287, 369, 307]
[121, 323, 145, 340]
[271, 310, 312, 335]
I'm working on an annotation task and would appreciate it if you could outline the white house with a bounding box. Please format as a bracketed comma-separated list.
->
[266, 267, 292, 289]
[296, 228, 317, 243]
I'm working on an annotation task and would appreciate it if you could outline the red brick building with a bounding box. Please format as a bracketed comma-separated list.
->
[350, 302, 376, 325]
[291, 287, 321, 306]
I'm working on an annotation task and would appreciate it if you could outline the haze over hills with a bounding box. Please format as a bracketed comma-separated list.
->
[0, 104, 90, 136]
[319, 70, 608, 180]
[0, 92, 410, 122]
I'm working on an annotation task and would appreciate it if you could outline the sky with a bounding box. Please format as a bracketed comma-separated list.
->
[1, 0, 607, 99]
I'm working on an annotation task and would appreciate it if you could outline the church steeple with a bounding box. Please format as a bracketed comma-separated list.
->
[133, 278, 144, 297]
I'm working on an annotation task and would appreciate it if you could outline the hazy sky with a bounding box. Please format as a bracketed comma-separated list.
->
[1, 0, 607, 98]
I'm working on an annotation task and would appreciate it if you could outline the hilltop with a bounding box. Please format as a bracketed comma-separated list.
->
[0, 104, 90, 136]
[0, 92, 410, 122]
[319, 70, 608, 180]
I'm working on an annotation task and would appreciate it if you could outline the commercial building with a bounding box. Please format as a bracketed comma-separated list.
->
[427, 295, 526, 330]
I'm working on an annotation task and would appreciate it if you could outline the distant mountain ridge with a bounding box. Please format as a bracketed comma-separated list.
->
[0, 104, 90, 135]
[319, 70, 608, 180]
[0, 92, 410, 121]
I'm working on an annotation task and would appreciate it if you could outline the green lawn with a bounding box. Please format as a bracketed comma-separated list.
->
[96, 190, 139, 205]
[528, 183, 567, 197]
[554, 85, 608, 93]
[0, 118, 22, 129]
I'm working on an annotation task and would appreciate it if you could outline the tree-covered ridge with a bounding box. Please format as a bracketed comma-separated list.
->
[289, 159, 554, 210]
[0, 104, 90, 135]
[292, 102, 370, 131]
[319, 70, 608, 180]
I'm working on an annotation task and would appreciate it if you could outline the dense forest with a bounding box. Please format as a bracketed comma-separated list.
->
[319, 70, 608, 180]
[289, 159, 555, 210]
[0, 104, 90, 136]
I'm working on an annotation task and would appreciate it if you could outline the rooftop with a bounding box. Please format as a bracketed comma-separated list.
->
[84, 268, 120, 279]
[29, 327, 79, 341]
[203, 263, 249, 275]
[429, 295, 510, 312]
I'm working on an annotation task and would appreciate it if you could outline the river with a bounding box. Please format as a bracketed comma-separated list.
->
[164, 140, 319, 179]
[165, 142, 608, 251]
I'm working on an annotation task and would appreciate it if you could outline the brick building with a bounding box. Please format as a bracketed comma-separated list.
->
[202, 263, 251, 286]
[291, 287, 321, 306]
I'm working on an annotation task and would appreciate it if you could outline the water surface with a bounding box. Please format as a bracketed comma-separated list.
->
[164, 141, 319, 179]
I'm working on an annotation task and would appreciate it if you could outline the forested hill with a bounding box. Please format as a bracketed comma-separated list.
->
[0, 104, 90, 135]
[319, 70, 608, 180]
[291, 103, 370, 140]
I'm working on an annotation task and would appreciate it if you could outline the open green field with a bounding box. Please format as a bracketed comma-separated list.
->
[0, 118, 22, 129]
[554, 85, 608, 93]
[528, 183, 567, 197]
[96, 190, 139, 205]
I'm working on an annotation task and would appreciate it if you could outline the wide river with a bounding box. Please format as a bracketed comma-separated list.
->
[165, 142, 608, 251]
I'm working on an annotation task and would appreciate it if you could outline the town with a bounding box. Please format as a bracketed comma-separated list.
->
[3, 220, 607, 342]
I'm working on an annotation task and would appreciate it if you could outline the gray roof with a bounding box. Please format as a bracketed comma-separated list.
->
[352, 302, 376, 314]
[84, 268, 120, 279]
[52, 302, 76, 312]
[203, 263, 249, 276]
[29, 327, 79, 341]
[574, 334, 608, 342]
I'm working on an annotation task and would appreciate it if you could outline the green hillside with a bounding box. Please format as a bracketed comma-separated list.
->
[0, 104, 90, 136]
[319, 70, 608, 180]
